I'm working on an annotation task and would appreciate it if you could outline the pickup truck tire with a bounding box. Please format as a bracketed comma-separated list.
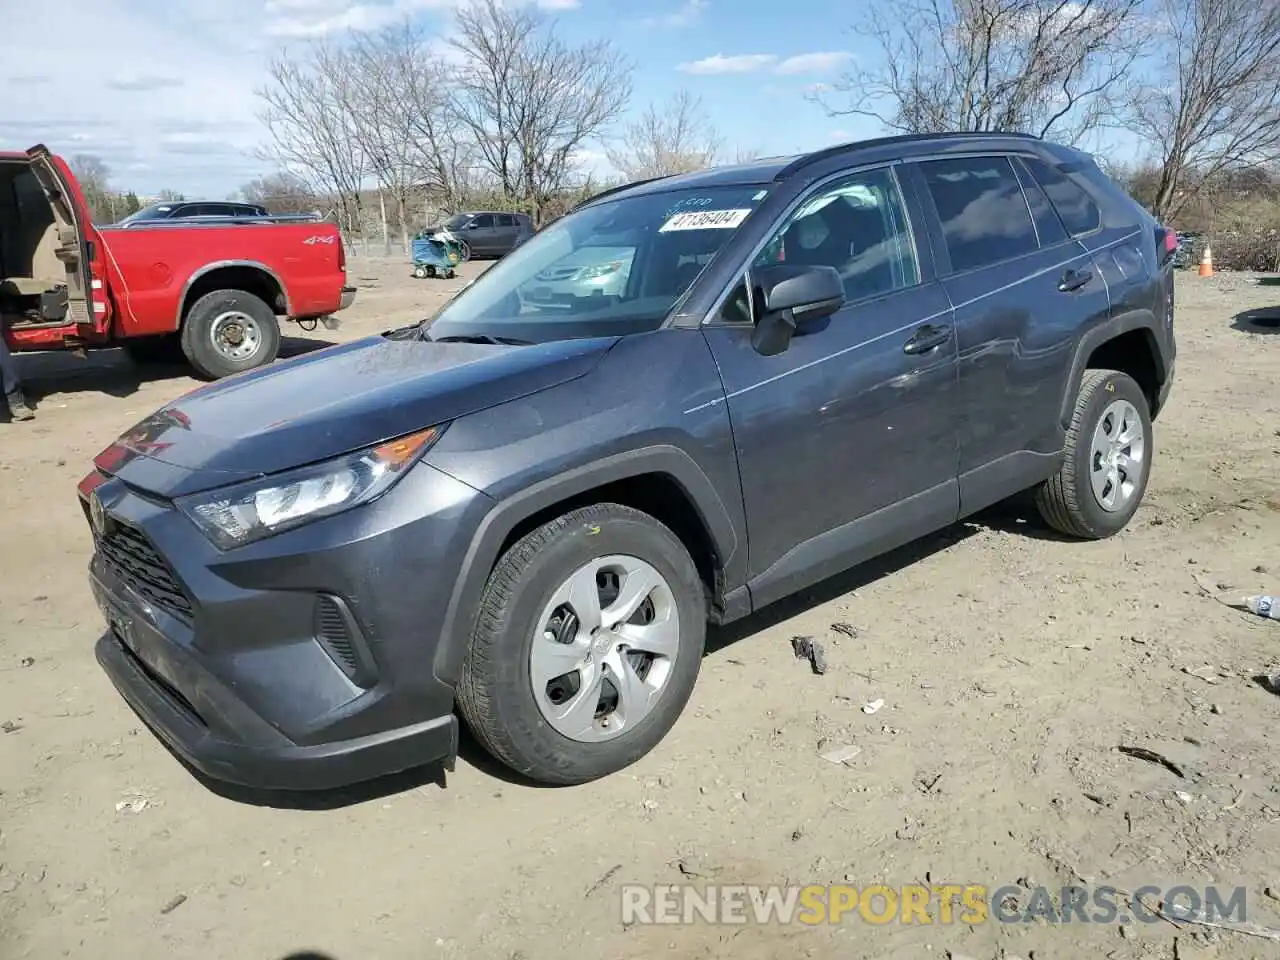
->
[1035, 369, 1152, 539]
[458, 502, 706, 785]
[180, 289, 281, 380]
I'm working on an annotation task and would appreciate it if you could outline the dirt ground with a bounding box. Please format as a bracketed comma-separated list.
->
[2, 259, 1280, 960]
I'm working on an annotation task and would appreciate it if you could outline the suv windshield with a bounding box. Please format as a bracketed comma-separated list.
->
[422, 185, 768, 343]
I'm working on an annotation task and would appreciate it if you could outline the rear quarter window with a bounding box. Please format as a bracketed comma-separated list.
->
[918, 156, 1039, 272]
[1020, 156, 1102, 236]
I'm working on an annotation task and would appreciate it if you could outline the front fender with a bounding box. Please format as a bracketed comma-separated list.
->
[431, 444, 740, 687]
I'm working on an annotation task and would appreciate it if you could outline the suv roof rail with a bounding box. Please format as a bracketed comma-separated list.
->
[773, 129, 1040, 181]
[574, 175, 674, 211]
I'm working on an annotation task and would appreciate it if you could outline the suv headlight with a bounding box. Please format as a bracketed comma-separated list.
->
[177, 425, 446, 549]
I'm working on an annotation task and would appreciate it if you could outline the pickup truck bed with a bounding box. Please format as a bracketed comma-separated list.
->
[1, 144, 355, 379]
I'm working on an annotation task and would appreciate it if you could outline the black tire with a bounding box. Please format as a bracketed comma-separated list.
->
[1034, 369, 1153, 539]
[121, 334, 183, 366]
[458, 503, 707, 785]
[179, 289, 281, 380]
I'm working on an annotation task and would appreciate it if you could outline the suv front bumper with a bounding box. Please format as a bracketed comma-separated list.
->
[82, 458, 492, 791]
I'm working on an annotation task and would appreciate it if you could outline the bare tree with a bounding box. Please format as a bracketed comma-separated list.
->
[814, 0, 1141, 144]
[256, 43, 368, 236]
[1131, 0, 1280, 222]
[606, 90, 722, 180]
[70, 154, 117, 221]
[450, 0, 633, 223]
[239, 171, 320, 214]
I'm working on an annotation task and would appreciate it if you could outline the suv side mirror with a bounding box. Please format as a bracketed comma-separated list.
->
[749, 263, 845, 356]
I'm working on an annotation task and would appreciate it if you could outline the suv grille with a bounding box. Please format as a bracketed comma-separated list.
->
[95, 522, 194, 621]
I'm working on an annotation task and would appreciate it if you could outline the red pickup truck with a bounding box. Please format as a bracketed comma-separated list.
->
[1, 144, 355, 379]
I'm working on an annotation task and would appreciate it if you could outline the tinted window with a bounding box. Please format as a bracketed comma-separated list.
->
[497, 214, 517, 227]
[1020, 156, 1101, 236]
[920, 157, 1038, 272]
[424, 184, 769, 343]
[472, 214, 496, 228]
[1011, 161, 1069, 247]
[752, 166, 919, 303]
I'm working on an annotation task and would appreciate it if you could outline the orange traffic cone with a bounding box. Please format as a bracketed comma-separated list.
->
[1198, 244, 1214, 277]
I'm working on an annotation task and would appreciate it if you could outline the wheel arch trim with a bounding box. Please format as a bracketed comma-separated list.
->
[431, 445, 739, 687]
[175, 259, 291, 327]
[1059, 311, 1169, 429]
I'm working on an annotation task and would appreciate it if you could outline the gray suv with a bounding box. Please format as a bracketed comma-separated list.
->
[432, 210, 534, 258]
[81, 132, 1176, 791]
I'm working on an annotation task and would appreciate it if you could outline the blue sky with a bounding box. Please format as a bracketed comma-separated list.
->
[0, 0, 1123, 198]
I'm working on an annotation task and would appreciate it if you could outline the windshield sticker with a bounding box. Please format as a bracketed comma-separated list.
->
[659, 209, 753, 232]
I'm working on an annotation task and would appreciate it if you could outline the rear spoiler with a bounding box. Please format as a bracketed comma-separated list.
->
[108, 212, 330, 230]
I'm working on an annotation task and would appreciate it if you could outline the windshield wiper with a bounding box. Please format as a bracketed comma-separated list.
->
[429, 333, 534, 346]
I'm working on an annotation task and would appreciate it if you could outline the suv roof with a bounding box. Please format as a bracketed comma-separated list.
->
[580, 130, 1068, 209]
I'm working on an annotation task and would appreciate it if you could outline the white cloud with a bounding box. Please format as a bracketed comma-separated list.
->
[773, 51, 852, 75]
[536, 0, 580, 9]
[678, 53, 778, 75]
[679, 50, 852, 77]
[263, 0, 455, 38]
[640, 0, 707, 28]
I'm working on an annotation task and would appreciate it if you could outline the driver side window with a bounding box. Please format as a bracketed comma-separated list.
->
[753, 167, 919, 304]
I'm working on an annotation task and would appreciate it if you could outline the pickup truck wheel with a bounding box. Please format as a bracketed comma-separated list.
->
[180, 289, 280, 380]
[1034, 369, 1152, 539]
[458, 503, 706, 785]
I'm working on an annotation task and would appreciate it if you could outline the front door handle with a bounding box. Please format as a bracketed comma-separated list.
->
[903, 323, 952, 355]
[1058, 268, 1093, 292]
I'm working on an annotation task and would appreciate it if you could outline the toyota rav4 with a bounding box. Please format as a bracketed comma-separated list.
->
[79, 132, 1176, 789]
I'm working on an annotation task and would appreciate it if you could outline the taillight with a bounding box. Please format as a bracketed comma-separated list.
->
[1156, 225, 1177, 264]
[338, 237, 346, 272]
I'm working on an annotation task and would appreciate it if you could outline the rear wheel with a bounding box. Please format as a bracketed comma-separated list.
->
[458, 503, 706, 785]
[179, 289, 281, 380]
[1035, 369, 1152, 538]
[413, 265, 429, 279]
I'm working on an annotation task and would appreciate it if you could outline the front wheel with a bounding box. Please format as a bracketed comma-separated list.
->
[1035, 369, 1153, 538]
[180, 289, 281, 380]
[457, 503, 706, 785]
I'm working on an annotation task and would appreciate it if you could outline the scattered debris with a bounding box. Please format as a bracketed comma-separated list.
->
[916, 772, 944, 794]
[19, 657, 33, 668]
[1175, 791, 1195, 805]
[790, 636, 827, 675]
[584, 864, 622, 898]
[159, 894, 187, 915]
[1211, 703, 1224, 715]
[820, 744, 862, 766]
[790, 828, 803, 842]
[1242, 594, 1280, 621]
[1254, 674, 1280, 696]
[830, 622, 858, 639]
[1132, 891, 1280, 942]
[641, 798, 659, 812]
[1083, 792, 1111, 807]
[1117, 746, 1187, 779]
[1181, 666, 1221, 685]
[115, 795, 151, 815]
[861, 699, 884, 715]
[1264, 887, 1280, 903]
[1, 721, 21, 734]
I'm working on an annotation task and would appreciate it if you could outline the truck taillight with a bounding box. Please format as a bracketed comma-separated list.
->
[338, 238, 346, 272]
[91, 276, 106, 317]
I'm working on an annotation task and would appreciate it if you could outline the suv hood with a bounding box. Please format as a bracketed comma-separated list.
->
[96, 333, 617, 496]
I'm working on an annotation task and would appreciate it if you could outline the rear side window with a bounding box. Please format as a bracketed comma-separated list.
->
[497, 214, 517, 227]
[918, 157, 1038, 272]
[472, 214, 496, 228]
[1011, 161, 1069, 247]
[1020, 156, 1101, 236]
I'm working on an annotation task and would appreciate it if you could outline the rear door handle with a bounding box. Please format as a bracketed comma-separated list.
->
[903, 323, 952, 355]
[1058, 268, 1093, 292]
